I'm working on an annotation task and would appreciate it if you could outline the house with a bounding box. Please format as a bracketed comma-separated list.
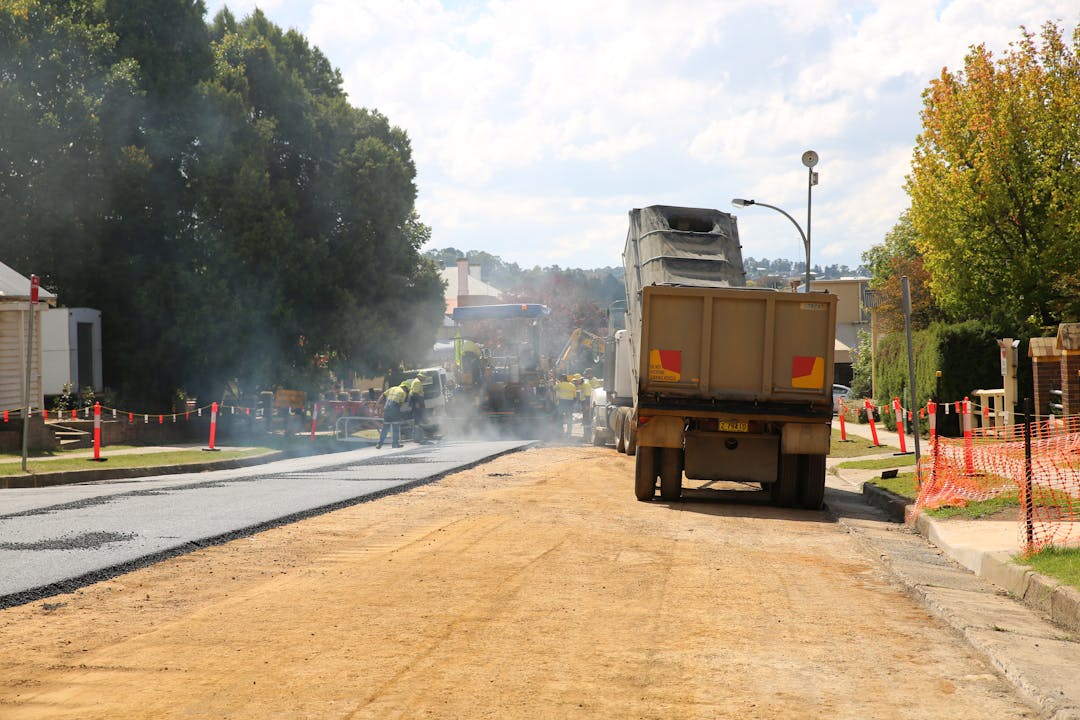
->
[440, 258, 503, 314]
[41, 307, 104, 396]
[0, 262, 56, 416]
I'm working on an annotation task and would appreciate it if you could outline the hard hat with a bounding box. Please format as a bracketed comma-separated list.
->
[417, 372, 427, 380]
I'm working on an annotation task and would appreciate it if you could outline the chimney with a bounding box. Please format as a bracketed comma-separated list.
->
[456, 257, 469, 299]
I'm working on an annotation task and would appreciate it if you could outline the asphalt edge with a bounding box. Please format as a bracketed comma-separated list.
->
[861, 482, 1080, 636]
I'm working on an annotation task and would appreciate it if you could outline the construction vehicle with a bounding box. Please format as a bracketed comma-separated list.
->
[620, 205, 837, 509]
[590, 301, 629, 447]
[554, 327, 605, 373]
[446, 303, 554, 431]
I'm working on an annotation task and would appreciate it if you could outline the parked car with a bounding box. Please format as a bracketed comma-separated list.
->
[832, 384, 851, 413]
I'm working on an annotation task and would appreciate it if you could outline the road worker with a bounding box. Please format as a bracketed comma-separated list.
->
[375, 384, 408, 449]
[409, 372, 430, 443]
[554, 373, 578, 436]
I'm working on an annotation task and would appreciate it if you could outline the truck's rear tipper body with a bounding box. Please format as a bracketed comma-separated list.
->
[622, 205, 837, 508]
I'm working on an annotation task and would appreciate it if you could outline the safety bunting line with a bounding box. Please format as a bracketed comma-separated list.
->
[0, 402, 255, 425]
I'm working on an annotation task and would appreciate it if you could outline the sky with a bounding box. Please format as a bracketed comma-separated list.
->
[204, 0, 1077, 272]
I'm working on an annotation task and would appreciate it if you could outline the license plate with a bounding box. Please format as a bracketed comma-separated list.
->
[718, 420, 749, 433]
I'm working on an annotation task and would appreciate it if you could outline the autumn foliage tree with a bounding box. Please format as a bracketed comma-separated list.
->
[861, 211, 944, 334]
[907, 20, 1080, 331]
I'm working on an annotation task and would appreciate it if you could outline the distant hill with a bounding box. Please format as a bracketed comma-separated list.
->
[426, 248, 864, 292]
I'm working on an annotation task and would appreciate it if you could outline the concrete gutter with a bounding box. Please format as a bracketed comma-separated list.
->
[859, 481, 1080, 637]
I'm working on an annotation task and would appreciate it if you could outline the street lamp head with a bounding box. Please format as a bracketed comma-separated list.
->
[731, 198, 755, 208]
[801, 150, 819, 168]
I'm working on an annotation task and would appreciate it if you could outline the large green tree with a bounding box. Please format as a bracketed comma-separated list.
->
[1, 1, 445, 407]
[907, 20, 1080, 330]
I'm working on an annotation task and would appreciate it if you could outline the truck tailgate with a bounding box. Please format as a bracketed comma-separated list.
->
[639, 285, 837, 408]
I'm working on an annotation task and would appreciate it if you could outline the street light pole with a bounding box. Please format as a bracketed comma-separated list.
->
[731, 198, 808, 291]
[801, 150, 819, 294]
[733, 150, 820, 293]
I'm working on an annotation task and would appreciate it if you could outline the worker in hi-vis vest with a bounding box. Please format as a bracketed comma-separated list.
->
[408, 372, 429, 443]
[555, 373, 577, 437]
[376, 384, 408, 449]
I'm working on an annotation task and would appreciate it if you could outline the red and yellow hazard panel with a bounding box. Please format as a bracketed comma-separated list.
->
[649, 349, 682, 382]
[791, 355, 825, 389]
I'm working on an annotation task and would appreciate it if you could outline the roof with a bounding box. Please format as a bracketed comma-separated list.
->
[0, 262, 57, 303]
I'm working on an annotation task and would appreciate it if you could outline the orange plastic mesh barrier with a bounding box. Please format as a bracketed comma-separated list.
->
[916, 414, 1080, 555]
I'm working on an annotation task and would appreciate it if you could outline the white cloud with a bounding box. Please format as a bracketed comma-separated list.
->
[203, 0, 1079, 269]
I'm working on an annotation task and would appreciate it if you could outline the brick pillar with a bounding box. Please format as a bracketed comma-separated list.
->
[1060, 350, 1080, 418]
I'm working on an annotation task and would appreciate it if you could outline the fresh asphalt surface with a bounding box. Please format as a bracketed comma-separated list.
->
[0, 440, 532, 608]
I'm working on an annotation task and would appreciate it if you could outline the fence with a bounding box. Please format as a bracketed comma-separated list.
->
[914, 403, 1080, 555]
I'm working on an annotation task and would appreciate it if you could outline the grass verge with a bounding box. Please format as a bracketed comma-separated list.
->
[829, 429, 900, 458]
[1022, 546, 1080, 592]
[867, 471, 917, 498]
[0, 448, 274, 477]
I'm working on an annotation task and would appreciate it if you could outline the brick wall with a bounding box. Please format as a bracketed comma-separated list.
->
[1032, 356, 1061, 421]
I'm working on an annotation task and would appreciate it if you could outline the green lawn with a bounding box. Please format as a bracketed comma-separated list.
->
[0, 447, 274, 476]
[829, 429, 900, 458]
[1023, 546, 1080, 592]
[866, 471, 918, 498]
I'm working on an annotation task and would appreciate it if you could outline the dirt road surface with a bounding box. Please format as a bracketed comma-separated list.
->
[0, 446, 1035, 718]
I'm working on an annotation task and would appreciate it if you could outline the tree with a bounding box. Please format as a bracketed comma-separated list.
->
[907, 20, 1080, 331]
[0, 0, 138, 295]
[2, 2, 446, 407]
[861, 211, 944, 334]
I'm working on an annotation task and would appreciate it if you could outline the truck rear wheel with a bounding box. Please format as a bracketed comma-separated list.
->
[770, 453, 799, 507]
[799, 454, 827, 510]
[658, 447, 683, 501]
[624, 414, 637, 456]
[615, 410, 626, 453]
[634, 446, 659, 501]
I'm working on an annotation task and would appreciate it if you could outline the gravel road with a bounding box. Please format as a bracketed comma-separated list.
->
[0, 445, 1037, 718]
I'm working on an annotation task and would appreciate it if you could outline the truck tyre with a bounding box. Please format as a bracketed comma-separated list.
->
[635, 446, 659, 501]
[624, 414, 637, 456]
[659, 447, 683, 500]
[615, 410, 627, 453]
[770, 453, 799, 507]
[799, 454, 827, 510]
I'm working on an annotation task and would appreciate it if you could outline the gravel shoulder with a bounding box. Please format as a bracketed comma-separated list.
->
[0, 446, 1037, 719]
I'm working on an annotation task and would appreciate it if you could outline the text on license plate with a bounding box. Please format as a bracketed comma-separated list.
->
[718, 420, 749, 433]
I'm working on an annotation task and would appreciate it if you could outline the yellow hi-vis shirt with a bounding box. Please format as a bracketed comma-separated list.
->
[409, 377, 424, 398]
[385, 385, 407, 405]
[555, 381, 577, 401]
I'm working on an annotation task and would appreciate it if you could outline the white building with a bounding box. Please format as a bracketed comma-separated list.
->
[0, 262, 56, 413]
[41, 307, 103, 395]
[440, 258, 503, 314]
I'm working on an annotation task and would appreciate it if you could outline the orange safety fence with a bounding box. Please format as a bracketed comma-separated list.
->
[916, 410, 1080, 555]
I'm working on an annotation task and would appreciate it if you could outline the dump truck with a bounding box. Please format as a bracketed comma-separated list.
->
[623, 205, 837, 509]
